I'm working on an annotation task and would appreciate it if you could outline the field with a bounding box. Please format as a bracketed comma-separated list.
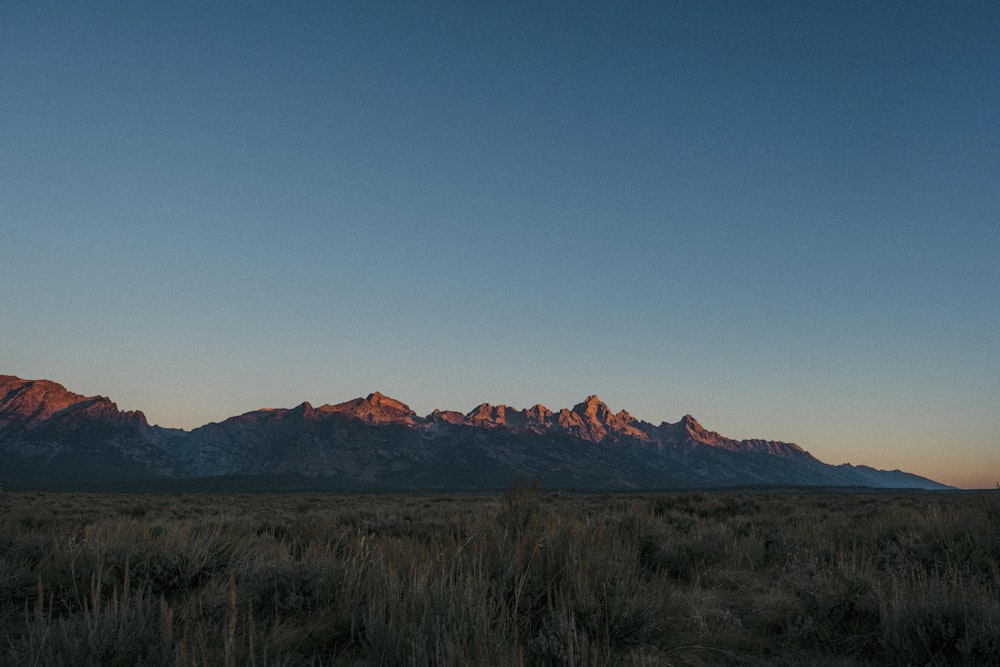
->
[1, 485, 998, 666]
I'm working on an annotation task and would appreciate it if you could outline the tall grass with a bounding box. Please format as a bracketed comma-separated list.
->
[1, 487, 997, 665]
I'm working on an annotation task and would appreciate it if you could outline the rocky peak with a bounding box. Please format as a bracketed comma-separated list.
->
[524, 404, 553, 421]
[465, 403, 500, 425]
[0, 375, 148, 430]
[464, 402, 558, 432]
[555, 396, 608, 442]
[573, 395, 610, 419]
[1, 376, 89, 429]
[681, 414, 703, 434]
[325, 392, 419, 425]
[558, 396, 647, 442]
[366, 391, 392, 406]
[678, 414, 729, 447]
[608, 408, 646, 440]
[427, 409, 465, 425]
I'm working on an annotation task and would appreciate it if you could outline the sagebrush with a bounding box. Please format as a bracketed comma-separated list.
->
[1, 486, 998, 665]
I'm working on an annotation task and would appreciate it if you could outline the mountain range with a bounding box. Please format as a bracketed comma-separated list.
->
[0, 374, 950, 491]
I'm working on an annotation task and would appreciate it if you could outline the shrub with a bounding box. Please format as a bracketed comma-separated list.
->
[2, 489, 998, 665]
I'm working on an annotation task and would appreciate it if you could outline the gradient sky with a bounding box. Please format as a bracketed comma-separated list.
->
[3, 2, 998, 488]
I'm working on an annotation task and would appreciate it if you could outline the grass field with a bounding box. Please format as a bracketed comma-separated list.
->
[1, 484, 998, 666]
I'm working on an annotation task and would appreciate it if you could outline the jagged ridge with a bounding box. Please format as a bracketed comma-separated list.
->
[0, 375, 951, 491]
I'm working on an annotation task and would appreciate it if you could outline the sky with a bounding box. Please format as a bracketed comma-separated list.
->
[2, 1, 998, 488]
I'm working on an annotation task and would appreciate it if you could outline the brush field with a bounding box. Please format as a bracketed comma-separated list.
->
[1, 484, 998, 666]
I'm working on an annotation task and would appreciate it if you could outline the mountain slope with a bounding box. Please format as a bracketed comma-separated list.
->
[0, 375, 175, 485]
[0, 375, 952, 490]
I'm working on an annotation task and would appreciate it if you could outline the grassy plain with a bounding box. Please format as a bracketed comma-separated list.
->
[1, 485, 998, 666]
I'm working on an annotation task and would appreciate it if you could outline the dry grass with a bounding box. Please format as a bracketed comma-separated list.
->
[1, 485, 998, 665]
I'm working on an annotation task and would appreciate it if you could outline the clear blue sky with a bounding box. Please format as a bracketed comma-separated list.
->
[3, 1, 998, 488]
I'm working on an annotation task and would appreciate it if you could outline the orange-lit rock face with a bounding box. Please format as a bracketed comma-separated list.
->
[457, 395, 649, 443]
[0, 376, 90, 428]
[463, 403, 552, 432]
[553, 395, 649, 443]
[324, 391, 419, 425]
[465, 403, 501, 426]
[0, 375, 148, 430]
[428, 409, 465, 425]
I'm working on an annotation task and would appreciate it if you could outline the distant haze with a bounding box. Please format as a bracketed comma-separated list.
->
[2, 2, 997, 488]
